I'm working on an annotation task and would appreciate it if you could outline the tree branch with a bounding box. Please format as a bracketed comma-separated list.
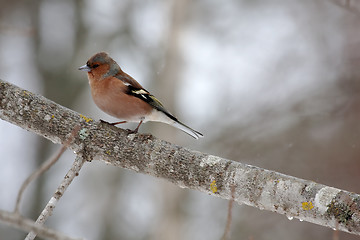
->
[0, 210, 82, 240]
[25, 155, 86, 240]
[14, 125, 81, 214]
[1, 79, 360, 236]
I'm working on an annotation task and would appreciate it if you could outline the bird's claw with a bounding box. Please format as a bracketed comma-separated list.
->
[126, 128, 138, 134]
[100, 119, 110, 124]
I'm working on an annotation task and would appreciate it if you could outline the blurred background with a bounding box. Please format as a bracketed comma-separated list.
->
[1, 0, 360, 239]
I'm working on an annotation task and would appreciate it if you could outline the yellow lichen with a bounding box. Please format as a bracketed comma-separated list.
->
[210, 180, 217, 193]
[302, 201, 314, 210]
[80, 114, 93, 123]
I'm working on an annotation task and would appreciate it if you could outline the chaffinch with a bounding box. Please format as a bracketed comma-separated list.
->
[78, 52, 203, 139]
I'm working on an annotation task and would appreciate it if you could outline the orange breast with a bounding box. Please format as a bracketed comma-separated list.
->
[89, 76, 152, 122]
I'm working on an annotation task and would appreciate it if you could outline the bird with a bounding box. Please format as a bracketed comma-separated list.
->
[78, 52, 203, 139]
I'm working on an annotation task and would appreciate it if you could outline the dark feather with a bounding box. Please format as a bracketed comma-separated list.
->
[126, 85, 178, 122]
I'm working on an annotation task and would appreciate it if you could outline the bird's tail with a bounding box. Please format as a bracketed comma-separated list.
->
[148, 109, 203, 139]
[171, 121, 203, 139]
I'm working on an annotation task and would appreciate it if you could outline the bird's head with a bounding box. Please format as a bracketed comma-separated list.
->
[79, 52, 121, 80]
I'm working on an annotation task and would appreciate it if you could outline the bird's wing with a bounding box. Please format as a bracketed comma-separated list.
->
[126, 84, 203, 139]
[114, 71, 175, 119]
[126, 85, 178, 122]
[115, 72, 144, 89]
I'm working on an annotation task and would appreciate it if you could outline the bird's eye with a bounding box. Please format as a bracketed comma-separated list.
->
[93, 64, 100, 69]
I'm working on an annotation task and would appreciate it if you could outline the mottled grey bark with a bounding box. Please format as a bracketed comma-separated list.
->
[1, 79, 360, 236]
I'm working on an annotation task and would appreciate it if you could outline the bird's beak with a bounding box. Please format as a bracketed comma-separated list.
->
[78, 65, 91, 72]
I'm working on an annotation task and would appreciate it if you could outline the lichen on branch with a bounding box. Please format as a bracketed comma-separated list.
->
[1, 79, 360, 236]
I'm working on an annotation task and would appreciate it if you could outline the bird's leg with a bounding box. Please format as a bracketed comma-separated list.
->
[100, 119, 127, 125]
[109, 121, 127, 126]
[100, 119, 110, 124]
[127, 120, 143, 134]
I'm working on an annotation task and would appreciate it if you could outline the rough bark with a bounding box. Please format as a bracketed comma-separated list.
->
[1, 79, 360, 236]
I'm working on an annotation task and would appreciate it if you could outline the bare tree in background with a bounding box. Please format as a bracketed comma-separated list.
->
[1, 0, 360, 239]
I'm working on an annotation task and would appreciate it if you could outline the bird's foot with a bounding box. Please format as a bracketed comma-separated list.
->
[126, 128, 139, 134]
[100, 119, 127, 126]
[100, 119, 110, 124]
[126, 120, 143, 134]
[109, 121, 127, 126]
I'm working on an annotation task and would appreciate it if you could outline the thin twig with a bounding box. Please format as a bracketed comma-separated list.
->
[25, 155, 86, 240]
[221, 185, 236, 240]
[0, 209, 82, 240]
[14, 125, 81, 214]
